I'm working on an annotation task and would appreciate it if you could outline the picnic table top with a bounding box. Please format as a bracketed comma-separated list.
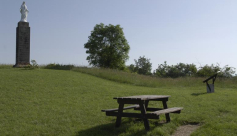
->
[113, 95, 170, 101]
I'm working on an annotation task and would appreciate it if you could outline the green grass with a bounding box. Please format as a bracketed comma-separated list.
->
[0, 64, 13, 69]
[1, 65, 237, 135]
[73, 67, 237, 88]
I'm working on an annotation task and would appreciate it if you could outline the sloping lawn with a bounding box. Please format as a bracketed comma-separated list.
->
[0, 67, 237, 136]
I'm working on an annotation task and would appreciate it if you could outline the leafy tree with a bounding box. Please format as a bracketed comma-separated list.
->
[172, 63, 197, 77]
[134, 56, 152, 75]
[84, 23, 130, 69]
[187, 64, 198, 76]
[196, 64, 221, 77]
[127, 64, 136, 73]
[153, 61, 168, 77]
[154, 62, 197, 78]
[197, 64, 235, 78]
[220, 65, 236, 78]
[154, 62, 235, 78]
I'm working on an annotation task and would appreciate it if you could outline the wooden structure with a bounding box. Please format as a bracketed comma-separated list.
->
[101, 95, 183, 131]
[203, 74, 217, 93]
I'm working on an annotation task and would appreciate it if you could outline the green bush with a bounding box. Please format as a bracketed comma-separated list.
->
[154, 62, 235, 78]
[133, 56, 152, 75]
[44, 63, 75, 70]
[197, 64, 236, 78]
[154, 61, 197, 78]
[24, 60, 39, 70]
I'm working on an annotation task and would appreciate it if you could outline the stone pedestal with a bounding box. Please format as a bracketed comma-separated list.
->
[14, 22, 30, 67]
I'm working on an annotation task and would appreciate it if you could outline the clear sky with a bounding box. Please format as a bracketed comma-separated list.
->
[1, 0, 237, 71]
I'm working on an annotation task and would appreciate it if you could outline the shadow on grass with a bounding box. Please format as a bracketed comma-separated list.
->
[191, 92, 207, 96]
[76, 119, 164, 136]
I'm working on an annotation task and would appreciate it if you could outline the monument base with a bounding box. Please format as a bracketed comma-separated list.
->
[13, 63, 30, 68]
[14, 22, 30, 68]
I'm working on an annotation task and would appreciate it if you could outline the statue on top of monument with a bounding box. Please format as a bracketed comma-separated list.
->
[20, 1, 29, 22]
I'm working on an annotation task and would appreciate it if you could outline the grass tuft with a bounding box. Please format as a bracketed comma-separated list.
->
[0, 64, 13, 69]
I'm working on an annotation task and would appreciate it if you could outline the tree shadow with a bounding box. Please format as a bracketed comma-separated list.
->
[76, 119, 165, 136]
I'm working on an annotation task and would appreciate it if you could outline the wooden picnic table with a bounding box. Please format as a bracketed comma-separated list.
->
[102, 95, 183, 131]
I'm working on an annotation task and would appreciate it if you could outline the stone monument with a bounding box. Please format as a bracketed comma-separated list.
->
[14, 1, 30, 67]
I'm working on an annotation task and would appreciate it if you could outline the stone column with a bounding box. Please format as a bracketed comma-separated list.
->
[14, 22, 30, 67]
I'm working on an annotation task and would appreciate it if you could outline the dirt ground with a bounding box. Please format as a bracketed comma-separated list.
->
[172, 124, 200, 136]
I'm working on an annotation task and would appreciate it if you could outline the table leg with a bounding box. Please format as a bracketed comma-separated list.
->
[162, 101, 170, 122]
[115, 103, 124, 127]
[139, 102, 150, 131]
[145, 100, 149, 109]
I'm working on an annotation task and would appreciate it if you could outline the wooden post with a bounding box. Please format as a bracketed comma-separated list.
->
[145, 100, 149, 109]
[162, 101, 170, 122]
[203, 74, 217, 93]
[115, 103, 124, 127]
[139, 101, 150, 130]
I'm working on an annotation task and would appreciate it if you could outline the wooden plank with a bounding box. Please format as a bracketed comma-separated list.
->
[150, 98, 169, 101]
[101, 105, 139, 112]
[134, 107, 164, 111]
[148, 107, 183, 115]
[114, 95, 170, 101]
[117, 99, 142, 104]
[105, 111, 160, 119]
[106, 112, 143, 118]
[203, 74, 217, 83]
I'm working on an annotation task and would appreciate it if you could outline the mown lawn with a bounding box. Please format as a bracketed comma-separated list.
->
[0, 66, 237, 136]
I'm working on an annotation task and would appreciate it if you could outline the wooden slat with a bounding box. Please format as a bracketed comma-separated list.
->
[114, 95, 170, 101]
[203, 74, 217, 83]
[101, 105, 139, 112]
[117, 99, 142, 104]
[148, 107, 183, 115]
[134, 107, 164, 111]
[105, 112, 160, 119]
[106, 112, 142, 118]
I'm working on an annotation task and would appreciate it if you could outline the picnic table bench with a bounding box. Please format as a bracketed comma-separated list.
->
[102, 95, 183, 131]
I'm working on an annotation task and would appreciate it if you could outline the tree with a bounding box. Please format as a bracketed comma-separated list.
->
[153, 61, 168, 77]
[220, 65, 236, 78]
[154, 62, 197, 78]
[169, 63, 197, 77]
[196, 64, 221, 77]
[197, 64, 236, 78]
[127, 64, 136, 73]
[154, 62, 235, 78]
[134, 56, 152, 75]
[84, 23, 130, 69]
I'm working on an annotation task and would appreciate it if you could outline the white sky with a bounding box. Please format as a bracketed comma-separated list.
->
[1, 0, 237, 71]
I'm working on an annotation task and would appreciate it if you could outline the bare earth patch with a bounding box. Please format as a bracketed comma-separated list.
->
[172, 124, 200, 136]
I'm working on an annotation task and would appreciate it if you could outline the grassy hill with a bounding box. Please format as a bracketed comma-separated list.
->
[0, 65, 237, 136]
